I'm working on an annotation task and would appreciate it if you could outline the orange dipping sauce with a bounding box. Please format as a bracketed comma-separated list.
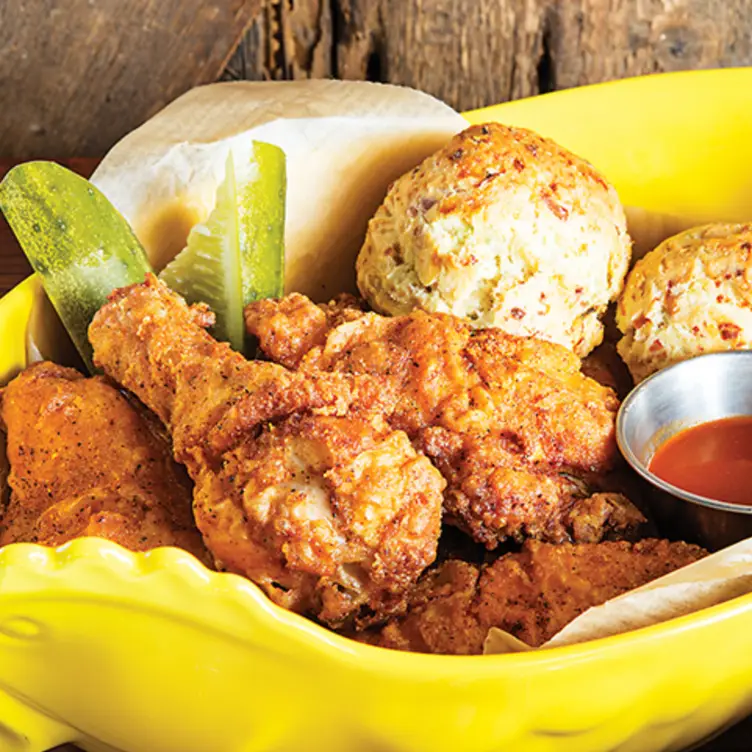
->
[649, 416, 752, 505]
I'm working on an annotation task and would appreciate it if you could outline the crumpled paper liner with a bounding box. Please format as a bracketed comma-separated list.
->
[90, 80, 466, 301]
[484, 537, 752, 655]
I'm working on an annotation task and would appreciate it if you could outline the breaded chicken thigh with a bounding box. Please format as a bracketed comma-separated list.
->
[362, 539, 706, 654]
[89, 275, 445, 627]
[0, 361, 209, 561]
[246, 294, 645, 547]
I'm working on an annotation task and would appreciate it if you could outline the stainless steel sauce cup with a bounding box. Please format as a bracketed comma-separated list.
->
[616, 351, 752, 550]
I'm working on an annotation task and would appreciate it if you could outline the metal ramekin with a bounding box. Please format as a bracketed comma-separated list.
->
[616, 351, 752, 550]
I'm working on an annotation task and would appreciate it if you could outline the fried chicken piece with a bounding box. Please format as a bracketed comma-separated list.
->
[363, 539, 707, 654]
[246, 294, 645, 548]
[247, 293, 366, 369]
[89, 275, 444, 627]
[581, 340, 634, 399]
[0, 361, 209, 562]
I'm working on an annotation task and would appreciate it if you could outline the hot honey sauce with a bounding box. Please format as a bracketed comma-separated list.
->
[649, 416, 752, 505]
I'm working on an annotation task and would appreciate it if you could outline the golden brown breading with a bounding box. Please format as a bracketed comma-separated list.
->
[246, 293, 645, 548]
[581, 341, 635, 399]
[246, 292, 366, 369]
[0, 361, 209, 562]
[89, 275, 445, 627]
[363, 539, 707, 654]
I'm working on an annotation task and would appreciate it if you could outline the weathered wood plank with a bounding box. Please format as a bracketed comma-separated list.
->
[224, 0, 752, 111]
[224, 0, 333, 81]
[0, 0, 263, 159]
[552, 0, 752, 90]
[3, 1, 749, 158]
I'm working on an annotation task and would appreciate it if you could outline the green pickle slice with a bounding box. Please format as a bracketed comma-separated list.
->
[159, 153, 245, 350]
[1, 143, 285, 369]
[0, 161, 153, 372]
[238, 142, 286, 306]
[160, 142, 286, 352]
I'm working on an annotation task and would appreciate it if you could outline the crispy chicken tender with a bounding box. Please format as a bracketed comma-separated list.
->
[363, 539, 707, 654]
[0, 361, 209, 561]
[89, 275, 444, 627]
[246, 294, 645, 548]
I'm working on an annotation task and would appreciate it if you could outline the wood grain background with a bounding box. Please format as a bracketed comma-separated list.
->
[2, 2, 752, 751]
[2, 0, 751, 159]
[224, 0, 752, 110]
[0, 0, 263, 159]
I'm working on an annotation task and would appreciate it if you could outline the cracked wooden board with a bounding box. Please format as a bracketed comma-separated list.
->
[224, 0, 752, 111]
[0, 0, 263, 159]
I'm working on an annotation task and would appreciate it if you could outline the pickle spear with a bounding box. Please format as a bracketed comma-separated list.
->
[238, 141, 286, 306]
[159, 152, 245, 350]
[160, 142, 286, 352]
[0, 162, 152, 372]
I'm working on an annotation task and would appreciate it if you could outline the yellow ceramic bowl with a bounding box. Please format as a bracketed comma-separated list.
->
[2, 68, 752, 752]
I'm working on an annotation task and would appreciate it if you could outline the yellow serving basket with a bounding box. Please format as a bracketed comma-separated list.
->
[2, 68, 752, 752]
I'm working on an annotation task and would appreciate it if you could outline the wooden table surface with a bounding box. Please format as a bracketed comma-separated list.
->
[1, 160, 750, 752]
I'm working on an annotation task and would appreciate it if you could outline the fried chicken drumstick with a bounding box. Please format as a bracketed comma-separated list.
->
[361, 539, 707, 654]
[0, 361, 209, 561]
[246, 293, 645, 547]
[89, 275, 445, 627]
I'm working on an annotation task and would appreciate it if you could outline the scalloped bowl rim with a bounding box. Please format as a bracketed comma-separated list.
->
[3, 535, 751, 677]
